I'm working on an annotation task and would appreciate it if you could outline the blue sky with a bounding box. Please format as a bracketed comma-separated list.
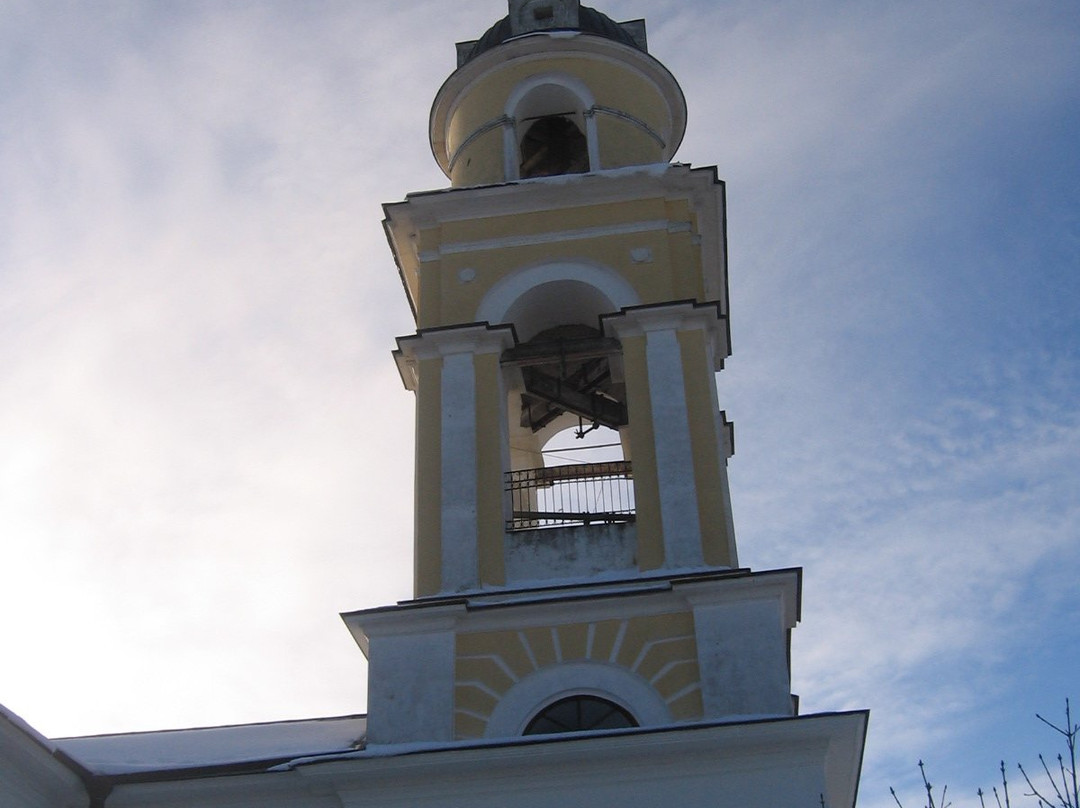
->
[1, 1, 1077, 805]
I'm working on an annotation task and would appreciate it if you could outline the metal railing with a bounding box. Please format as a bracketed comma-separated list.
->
[506, 461, 634, 530]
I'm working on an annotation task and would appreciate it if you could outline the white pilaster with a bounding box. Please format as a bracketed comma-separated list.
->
[643, 325, 702, 566]
[347, 609, 461, 746]
[396, 324, 517, 593]
[684, 573, 799, 720]
[605, 303, 728, 569]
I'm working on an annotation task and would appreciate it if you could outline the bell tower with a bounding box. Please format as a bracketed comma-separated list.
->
[343, 4, 866, 804]
[387, 0, 735, 599]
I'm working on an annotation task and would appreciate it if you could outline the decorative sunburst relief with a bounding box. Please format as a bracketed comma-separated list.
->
[453, 612, 703, 739]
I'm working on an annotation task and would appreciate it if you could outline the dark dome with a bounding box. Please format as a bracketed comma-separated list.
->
[461, 6, 644, 66]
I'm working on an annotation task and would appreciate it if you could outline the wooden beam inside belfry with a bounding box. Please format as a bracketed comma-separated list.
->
[502, 336, 622, 368]
[521, 366, 626, 430]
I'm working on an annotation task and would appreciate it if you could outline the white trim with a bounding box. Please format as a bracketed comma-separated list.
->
[433, 218, 672, 257]
[457, 653, 521, 684]
[584, 107, 601, 169]
[475, 260, 640, 326]
[484, 661, 672, 738]
[665, 680, 703, 705]
[650, 658, 696, 687]
[456, 679, 502, 700]
[502, 119, 518, 181]
[518, 631, 540, 670]
[609, 620, 629, 663]
[630, 634, 694, 672]
[453, 706, 491, 724]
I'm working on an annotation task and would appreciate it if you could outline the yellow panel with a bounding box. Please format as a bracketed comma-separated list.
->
[587, 619, 624, 663]
[556, 622, 589, 661]
[620, 334, 663, 569]
[614, 612, 694, 671]
[474, 352, 507, 586]
[420, 201, 708, 330]
[458, 629, 538, 680]
[677, 329, 734, 567]
[521, 626, 557, 668]
[651, 659, 702, 701]
[634, 636, 697, 682]
[454, 683, 499, 718]
[446, 56, 673, 187]
[416, 258, 442, 331]
[667, 687, 705, 721]
[414, 357, 442, 597]
[595, 115, 665, 170]
[669, 231, 704, 301]
[454, 710, 488, 740]
[455, 632, 491, 656]
[455, 657, 516, 697]
[450, 127, 506, 187]
[440, 198, 666, 245]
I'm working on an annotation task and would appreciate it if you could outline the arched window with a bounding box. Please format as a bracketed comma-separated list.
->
[523, 695, 638, 735]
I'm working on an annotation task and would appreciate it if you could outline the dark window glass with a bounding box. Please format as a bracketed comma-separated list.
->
[520, 116, 589, 178]
[523, 695, 637, 735]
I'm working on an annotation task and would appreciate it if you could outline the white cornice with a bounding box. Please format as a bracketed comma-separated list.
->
[341, 569, 801, 645]
[420, 218, 673, 260]
[602, 300, 731, 366]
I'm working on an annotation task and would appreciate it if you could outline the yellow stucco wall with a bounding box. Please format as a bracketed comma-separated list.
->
[474, 351, 507, 587]
[620, 334, 664, 570]
[414, 356, 443, 597]
[414, 197, 707, 331]
[453, 611, 703, 739]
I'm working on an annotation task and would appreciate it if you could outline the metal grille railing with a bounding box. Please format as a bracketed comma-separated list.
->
[506, 461, 634, 530]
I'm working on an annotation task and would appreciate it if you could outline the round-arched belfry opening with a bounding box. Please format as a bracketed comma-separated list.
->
[512, 80, 594, 178]
[430, 2, 686, 186]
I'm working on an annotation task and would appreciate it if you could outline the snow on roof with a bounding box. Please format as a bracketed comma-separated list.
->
[53, 715, 366, 777]
[0, 701, 57, 754]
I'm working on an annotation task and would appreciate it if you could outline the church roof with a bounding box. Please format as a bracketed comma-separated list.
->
[52, 714, 366, 778]
[458, 6, 646, 67]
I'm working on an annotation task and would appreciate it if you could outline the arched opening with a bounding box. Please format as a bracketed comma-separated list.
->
[512, 81, 592, 179]
[483, 264, 640, 535]
[504, 324, 633, 531]
[541, 421, 624, 468]
[523, 695, 638, 736]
